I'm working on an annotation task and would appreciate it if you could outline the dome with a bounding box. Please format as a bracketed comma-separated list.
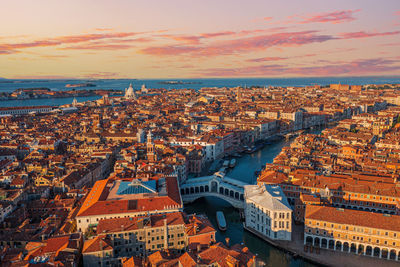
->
[125, 83, 136, 99]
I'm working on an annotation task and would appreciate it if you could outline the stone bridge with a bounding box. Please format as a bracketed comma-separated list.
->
[180, 172, 248, 209]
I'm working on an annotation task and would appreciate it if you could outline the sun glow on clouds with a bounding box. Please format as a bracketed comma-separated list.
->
[1, 2, 400, 78]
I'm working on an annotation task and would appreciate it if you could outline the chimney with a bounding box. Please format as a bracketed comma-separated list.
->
[197, 244, 202, 252]
[225, 237, 230, 248]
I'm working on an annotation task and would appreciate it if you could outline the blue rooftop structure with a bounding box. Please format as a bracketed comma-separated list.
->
[116, 180, 157, 195]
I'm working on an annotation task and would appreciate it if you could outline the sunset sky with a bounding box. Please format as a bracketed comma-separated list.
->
[1, 0, 400, 79]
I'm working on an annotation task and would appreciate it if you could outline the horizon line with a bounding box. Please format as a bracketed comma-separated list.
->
[2, 75, 400, 81]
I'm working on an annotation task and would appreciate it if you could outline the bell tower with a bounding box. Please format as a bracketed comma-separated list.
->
[147, 131, 156, 161]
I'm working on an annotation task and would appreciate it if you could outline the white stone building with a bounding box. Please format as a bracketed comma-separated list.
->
[244, 184, 292, 241]
[124, 83, 137, 99]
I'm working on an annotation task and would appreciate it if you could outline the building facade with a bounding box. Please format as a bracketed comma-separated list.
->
[305, 205, 400, 261]
[244, 184, 292, 241]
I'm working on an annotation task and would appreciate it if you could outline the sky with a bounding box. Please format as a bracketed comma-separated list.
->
[0, 0, 399, 79]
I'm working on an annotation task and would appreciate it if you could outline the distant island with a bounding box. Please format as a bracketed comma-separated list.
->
[158, 80, 202, 85]
[65, 83, 96, 88]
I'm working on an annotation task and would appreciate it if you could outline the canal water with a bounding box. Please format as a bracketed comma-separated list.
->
[184, 137, 317, 267]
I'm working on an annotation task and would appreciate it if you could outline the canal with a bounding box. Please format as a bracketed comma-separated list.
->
[184, 136, 318, 266]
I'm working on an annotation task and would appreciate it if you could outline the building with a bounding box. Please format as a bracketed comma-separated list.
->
[0, 203, 13, 223]
[244, 184, 292, 241]
[305, 205, 400, 261]
[82, 234, 117, 267]
[76, 177, 182, 232]
[259, 169, 400, 216]
[82, 212, 215, 265]
[24, 234, 83, 266]
[0, 106, 53, 116]
[124, 83, 137, 100]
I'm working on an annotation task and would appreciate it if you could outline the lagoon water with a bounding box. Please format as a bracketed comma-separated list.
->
[1, 76, 399, 107]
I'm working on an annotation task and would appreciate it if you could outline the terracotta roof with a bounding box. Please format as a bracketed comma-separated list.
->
[77, 177, 182, 217]
[198, 242, 255, 267]
[121, 256, 143, 267]
[82, 235, 113, 254]
[306, 205, 400, 232]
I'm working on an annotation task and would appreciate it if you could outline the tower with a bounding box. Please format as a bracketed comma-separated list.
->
[72, 97, 78, 107]
[102, 94, 110, 105]
[236, 87, 242, 102]
[147, 131, 156, 161]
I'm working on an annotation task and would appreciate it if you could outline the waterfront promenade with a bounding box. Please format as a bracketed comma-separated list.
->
[245, 223, 400, 267]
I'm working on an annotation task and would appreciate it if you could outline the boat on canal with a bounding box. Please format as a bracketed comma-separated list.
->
[229, 158, 236, 168]
[216, 211, 227, 231]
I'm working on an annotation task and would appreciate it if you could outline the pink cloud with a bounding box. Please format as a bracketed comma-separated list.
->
[247, 57, 287, 62]
[198, 58, 400, 77]
[200, 31, 236, 38]
[159, 34, 202, 45]
[340, 30, 400, 39]
[300, 9, 360, 24]
[0, 50, 16, 55]
[61, 43, 134, 50]
[247, 53, 318, 63]
[159, 31, 236, 45]
[0, 31, 141, 54]
[141, 31, 336, 57]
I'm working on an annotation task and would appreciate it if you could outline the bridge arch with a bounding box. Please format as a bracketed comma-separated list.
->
[181, 193, 244, 209]
[180, 174, 246, 209]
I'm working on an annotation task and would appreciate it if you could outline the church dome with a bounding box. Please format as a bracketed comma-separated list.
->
[125, 83, 136, 99]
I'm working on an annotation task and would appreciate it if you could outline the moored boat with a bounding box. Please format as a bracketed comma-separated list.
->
[229, 159, 236, 168]
[216, 211, 227, 231]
